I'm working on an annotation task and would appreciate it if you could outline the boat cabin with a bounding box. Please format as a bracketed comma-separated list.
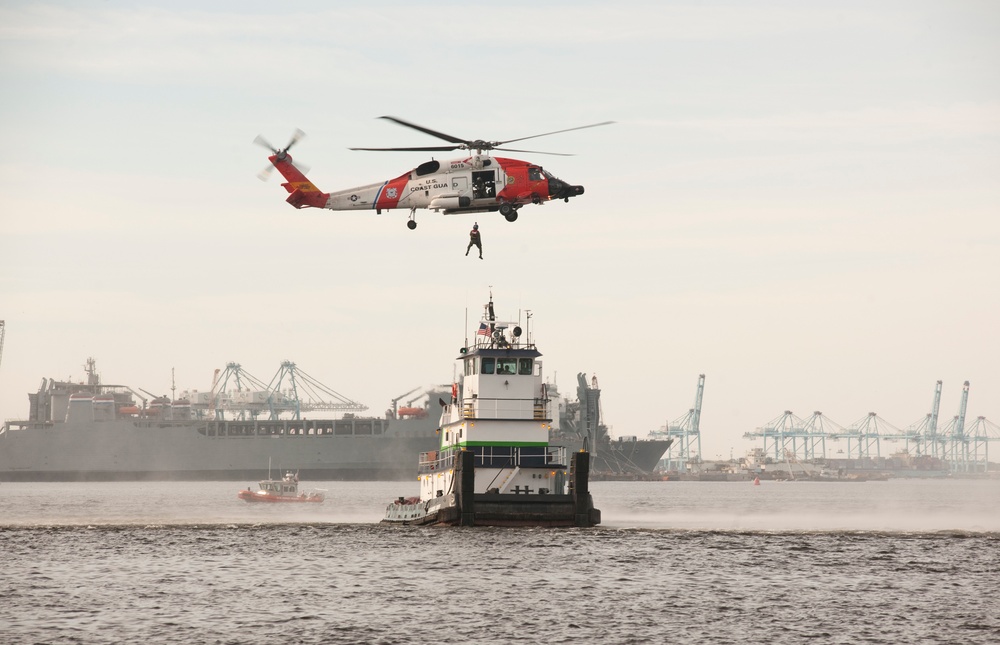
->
[417, 305, 566, 502]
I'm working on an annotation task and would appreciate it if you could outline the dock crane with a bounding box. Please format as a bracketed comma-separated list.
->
[929, 379, 943, 453]
[654, 374, 705, 472]
[940, 381, 971, 471]
[906, 380, 943, 457]
[968, 416, 1000, 473]
[264, 361, 368, 420]
[208, 368, 220, 419]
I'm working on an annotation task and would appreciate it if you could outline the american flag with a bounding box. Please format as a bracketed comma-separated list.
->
[476, 323, 490, 336]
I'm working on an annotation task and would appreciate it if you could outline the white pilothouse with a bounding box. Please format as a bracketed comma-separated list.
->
[383, 296, 599, 527]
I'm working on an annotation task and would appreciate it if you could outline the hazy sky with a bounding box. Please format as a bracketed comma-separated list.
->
[1, 1, 998, 460]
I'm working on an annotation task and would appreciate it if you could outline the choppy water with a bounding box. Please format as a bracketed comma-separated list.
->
[2, 479, 998, 644]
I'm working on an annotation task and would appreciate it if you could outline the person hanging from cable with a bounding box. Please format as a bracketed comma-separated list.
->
[465, 222, 483, 259]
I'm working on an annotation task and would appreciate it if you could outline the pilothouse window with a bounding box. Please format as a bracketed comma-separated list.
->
[497, 359, 517, 375]
[481, 357, 495, 375]
[518, 358, 533, 375]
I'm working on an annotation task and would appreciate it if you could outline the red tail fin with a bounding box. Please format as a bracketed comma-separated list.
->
[270, 154, 328, 209]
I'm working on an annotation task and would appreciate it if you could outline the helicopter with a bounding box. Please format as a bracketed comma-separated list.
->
[254, 116, 612, 230]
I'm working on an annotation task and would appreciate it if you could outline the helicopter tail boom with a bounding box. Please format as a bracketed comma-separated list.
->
[269, 153, 329, 209]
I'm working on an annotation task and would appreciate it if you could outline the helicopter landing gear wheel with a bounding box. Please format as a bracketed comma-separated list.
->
[407, 207, 417, 230]
[504, 211, 518, 222]
[407, 220, 417, 230]
[498, 203, 516, 221]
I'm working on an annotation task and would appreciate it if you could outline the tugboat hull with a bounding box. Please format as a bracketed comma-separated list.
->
[383, 451, 600, 527]
[385, 493, 601, 527]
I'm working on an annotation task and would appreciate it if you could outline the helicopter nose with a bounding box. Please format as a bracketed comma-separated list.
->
[548, 177, 585, 200]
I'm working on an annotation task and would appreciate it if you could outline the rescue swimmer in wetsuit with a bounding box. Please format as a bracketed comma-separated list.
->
[465, 223, 482, 259]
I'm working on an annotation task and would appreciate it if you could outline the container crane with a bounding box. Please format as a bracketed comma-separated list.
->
[905, 381, 943, 457]
[211, 363, 272, 420]
[208, 368, 220, 419]
[835, 412, 905, 460]
[798, 411, 843, 460]
[967, 416, 1000, 473]
[940, 381, 971, 472]
[744, 410, 814, 461]
[654, 374, 705, 472]
[264, 361, 368, 421]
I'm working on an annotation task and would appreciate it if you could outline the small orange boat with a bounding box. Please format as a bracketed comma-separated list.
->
[238, 471, 325, 503]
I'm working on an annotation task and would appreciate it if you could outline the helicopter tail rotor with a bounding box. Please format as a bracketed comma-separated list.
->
[254, 129, 309, 181]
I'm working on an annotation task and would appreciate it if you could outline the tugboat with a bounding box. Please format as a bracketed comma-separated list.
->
[382, 295, 600, 527]
[238, 470, 325, 503]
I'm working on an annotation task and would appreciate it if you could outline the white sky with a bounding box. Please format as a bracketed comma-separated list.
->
[1, 1, 998, 459]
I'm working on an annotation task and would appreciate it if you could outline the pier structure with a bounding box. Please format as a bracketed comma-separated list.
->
[651, 374, 704, 472]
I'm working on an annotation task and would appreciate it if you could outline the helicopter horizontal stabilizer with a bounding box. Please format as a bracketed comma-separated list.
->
[284, 187, 327, 209]
[271, 155, 328, 209]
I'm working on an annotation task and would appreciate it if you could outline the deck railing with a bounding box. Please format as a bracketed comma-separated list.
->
[418, 446, 566, 473]
[418, 451, 455, 475]
[462, 398, 549, 420]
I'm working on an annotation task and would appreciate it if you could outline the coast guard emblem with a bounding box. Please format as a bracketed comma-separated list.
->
[387, 187, 398, 199]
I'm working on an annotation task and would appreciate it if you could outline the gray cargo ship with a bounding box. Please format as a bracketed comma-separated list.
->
[553, 373, 673, 477]
[0, 359, 444, 481]
[1, 361, 671, 481]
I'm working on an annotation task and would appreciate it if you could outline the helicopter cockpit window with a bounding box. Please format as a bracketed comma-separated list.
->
[415, 160, 441, 177]
[528, 167, 542, 181]
[481, 357, 495, 375]
[518, 358, 533, 375]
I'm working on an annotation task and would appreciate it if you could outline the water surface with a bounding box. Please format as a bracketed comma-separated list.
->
[2, 479, 997, 644]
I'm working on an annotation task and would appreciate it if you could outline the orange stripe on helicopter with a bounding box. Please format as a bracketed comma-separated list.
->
[374, 173, 409, 210]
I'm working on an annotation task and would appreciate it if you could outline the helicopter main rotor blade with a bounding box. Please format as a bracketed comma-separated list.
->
[285, 128, 305, 152]
[257, 165, 275, 181]
[349, 145, 461, 153]
[253, 134, 278, 153]
[378, 116, 467, 145]
[497, 121, 615, 146]
[493, 147, 575, 157]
